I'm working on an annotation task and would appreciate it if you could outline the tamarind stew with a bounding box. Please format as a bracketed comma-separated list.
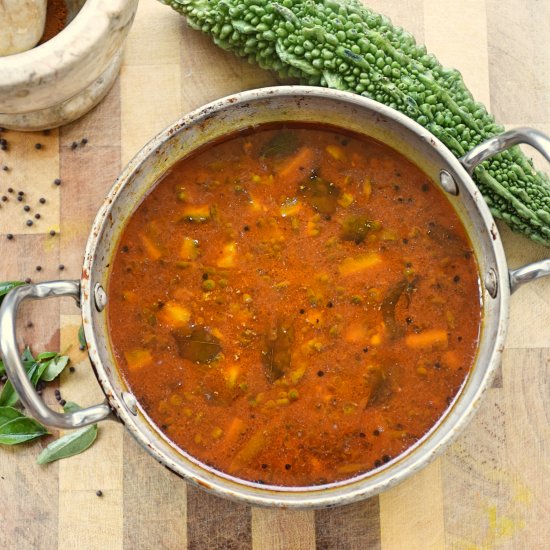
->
[108, 124, 481, 487]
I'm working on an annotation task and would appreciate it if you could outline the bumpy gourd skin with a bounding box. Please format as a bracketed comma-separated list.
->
[161, 0, 550, 246]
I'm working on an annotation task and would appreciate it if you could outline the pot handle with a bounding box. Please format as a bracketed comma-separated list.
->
[459, 127, 550, 175]
[460, 127, 550, 293]
[0, 280, 112, 429]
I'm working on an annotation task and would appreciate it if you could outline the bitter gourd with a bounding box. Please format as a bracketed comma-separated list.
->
[161, 0, 550, 246]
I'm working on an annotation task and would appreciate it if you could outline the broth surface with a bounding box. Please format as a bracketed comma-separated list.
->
[108, 124, 481, 486]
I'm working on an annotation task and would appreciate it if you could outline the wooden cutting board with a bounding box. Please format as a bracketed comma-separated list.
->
[0, 1, 548, 548]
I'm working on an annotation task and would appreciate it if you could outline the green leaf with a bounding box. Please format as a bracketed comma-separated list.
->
[40, 355, 69, 382]
[0, 360, 35, 407]
[78, 325, 86, 349]
[0, 360, 4, 377]
[21, 346, 34, 363]
[0, 406, 26, 426]
[0, 281, 25, 306]
[0, 416, 48, 445]
[37, 352, 58, 361]
[63, 401, 81, 414]
[37, 424, 97, 464]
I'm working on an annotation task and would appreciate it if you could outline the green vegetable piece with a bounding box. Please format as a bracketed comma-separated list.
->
[0, 416, 48, 445]
[162, 0, 550, 247]
[341, 214, 379, 243]
[300, 176, 340, 215]
[0, 359, 35, 407]
[260, 131, 300, 158]
[262, 321, 294, 382]
[37, 424, 97, 464]
[173, 326, 222, 364]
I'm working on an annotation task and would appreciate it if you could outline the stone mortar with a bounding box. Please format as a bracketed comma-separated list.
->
[0, 0, 139, 131]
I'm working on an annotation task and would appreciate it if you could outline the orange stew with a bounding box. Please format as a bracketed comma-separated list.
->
[108, 124, 481, 487]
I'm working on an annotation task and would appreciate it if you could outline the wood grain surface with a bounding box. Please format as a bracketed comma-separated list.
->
[0, 1, 549, 548]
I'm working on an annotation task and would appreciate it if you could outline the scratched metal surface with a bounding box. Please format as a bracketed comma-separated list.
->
[0, 1, 548, 548]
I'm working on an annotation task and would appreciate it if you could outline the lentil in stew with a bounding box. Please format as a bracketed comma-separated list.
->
[108, 124, 481, 487]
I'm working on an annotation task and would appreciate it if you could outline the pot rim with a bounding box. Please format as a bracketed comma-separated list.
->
[81, 85, 509, 508]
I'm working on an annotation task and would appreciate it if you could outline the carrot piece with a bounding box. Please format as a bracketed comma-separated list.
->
[157, 301, 190, 327]
[405, 330, 448, 350]
[277, 147, 314, 183]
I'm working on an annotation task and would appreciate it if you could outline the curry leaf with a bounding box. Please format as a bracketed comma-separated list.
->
[37, 425, 97, 464]
[37, 352, 58, 361]
[37, 401, 99, 464]
[0, 416, 48, 445]
[21, 346, 34, 362]
[0, 360, 35, 407]
[0, 406, 26, 426]
[41, 355, 69, 382]
[0, 360, 4, 377]
[78, 325, 86, 349]
[0, 281, 25, 306]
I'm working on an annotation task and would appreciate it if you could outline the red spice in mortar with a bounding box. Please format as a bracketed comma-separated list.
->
[39, 0, 68, 45]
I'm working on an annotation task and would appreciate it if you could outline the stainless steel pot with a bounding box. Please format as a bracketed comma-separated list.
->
[1, 87, 549, 508]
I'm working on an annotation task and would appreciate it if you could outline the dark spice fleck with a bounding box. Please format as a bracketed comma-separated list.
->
[39, 197, 46, 204]
[34, 213, 41, 220]
[202, 272, 209, 280]
[1, 196, 7, 202]
[243, 225, 250, 232]
[403, 238, 409, 244]
[54, 389, 61, 399]
[54, 178, 61, 185]
[49, 230, 56, 236]
[453, 275, 460, 283]
[373, 429, 380, 436]
[363, 347, 369, 353]
[79, 344, 85, 351]
[24, 278, 31, 284]
[7, 187, 13, 193]
[17, 196, 23, 202]
[35, 143, 42, 150]
[6, 234, 13, 240]
[95, 490, 103, 497]
[26, 321, 33, 328]
[434, 361, 442, 369]
[422, 183, 430, 192]
[23, 205, 30, 212]
[81, 138, 88, 146]
[69, 366, 75, 373]
[284, 464, 291, 470]
[299, 308, 305, 314]
[121, 245, 129, 253]
[59, 399, 66, 407]
[359, 432, 366, 438]
[317, 370, 324, 377]
[70, 141, 78, 150]
[382, 454, 391, 463]
[36, 266, 42, 271]
[1, 165, 8, 171]
[26, 219, 33, 226]
[327, 301, 333, 308]
[374, 459, 382, 468]
[261, 463, 267, 469]
[18, 191, 24, 196]
[59, 264, 65, 271]
[406, 317, 413, 324]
